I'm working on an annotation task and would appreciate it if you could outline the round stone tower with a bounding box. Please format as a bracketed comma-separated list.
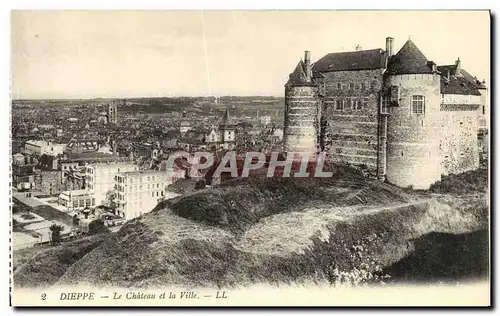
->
[384, 39, 441, 190]
[284, 51, 319, 154]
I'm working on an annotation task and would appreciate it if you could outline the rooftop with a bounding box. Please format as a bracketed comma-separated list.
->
[386, 39, 434, 75]
[121, 169, 170, 177]
[438, 65, 484, 96]
[60, 189, 91, 197]
[312, 48, 387, 74]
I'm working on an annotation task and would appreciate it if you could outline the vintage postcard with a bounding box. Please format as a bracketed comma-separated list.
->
[10, 10, 490, 307]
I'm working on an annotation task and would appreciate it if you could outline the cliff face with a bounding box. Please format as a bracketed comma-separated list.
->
[15, 170, 489, 289]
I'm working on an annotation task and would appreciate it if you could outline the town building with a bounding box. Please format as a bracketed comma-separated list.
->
[179, 111, 192, 134]
[259, 115, 272, 126]
[114, 169, 184, 220]
[284, 37, 488, 189]
[205, 109, 236, 150]
[107, 103, 118, 124]
[57, 190, 95, 211]
[12, 153, 37, 190]
[24, 140, 66, 157]
[64, 136, 100, 155]
[85, 161, 138, 207]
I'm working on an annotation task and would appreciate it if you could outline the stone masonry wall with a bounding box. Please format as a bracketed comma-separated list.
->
[440, 104, 480, 176]
[319, 69, 383, 170]
[284, 85, 319, 153]
[385, 73, 442, 190]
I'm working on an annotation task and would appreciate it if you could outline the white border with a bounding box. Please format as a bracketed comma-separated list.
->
[3, 1, 498, 315]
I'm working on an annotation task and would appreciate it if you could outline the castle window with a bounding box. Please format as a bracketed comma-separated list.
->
[352, 99, 362, 110]
[335, 100, 344, 111]
[337, 83, 342, 90]
[381, 95, 390, 114]
[349, 83, 354, 90]
[411, 95, 425, 114]
[319, 83, 326, 96]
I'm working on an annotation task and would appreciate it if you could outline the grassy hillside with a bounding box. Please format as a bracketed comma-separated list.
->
[16, 169, 489, 289]
[13, 234, 111, 288]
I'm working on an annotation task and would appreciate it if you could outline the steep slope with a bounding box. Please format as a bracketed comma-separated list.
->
[16, 169, 489, 289]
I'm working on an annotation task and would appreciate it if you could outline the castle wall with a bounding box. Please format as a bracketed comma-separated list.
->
[440, 92, 483, 174]
[320, 69, 383, 170]
[441, 93, 481, 104]
[440, 99, 480, 176]
[284, 85, 319, 153]
[385, 73, 441, 190]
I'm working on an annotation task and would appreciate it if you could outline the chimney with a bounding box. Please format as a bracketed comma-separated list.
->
[427, 61, 437, 72]
[455, 57, 461, 76]
[304, 50, 311, 81]
[386, 37, 394, 56]
[355, 44, 362, 51]
[447, 69, 451, 81]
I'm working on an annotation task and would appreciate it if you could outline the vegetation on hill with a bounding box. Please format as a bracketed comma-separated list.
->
[15, 168, 489, 289]
[429, 169, 489, 195]
[13, 234, 110, 288]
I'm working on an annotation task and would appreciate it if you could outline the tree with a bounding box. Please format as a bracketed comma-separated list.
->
[88, 219, 110, 235]
[103, 190, 119, 213]
[72, 214, 80, 225]
[49, 224, 63, 244]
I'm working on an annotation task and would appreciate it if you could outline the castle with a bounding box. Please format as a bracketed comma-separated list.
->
[284, 37, 488, 190]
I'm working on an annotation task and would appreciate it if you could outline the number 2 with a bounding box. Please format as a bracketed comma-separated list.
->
[41, 293, 46, 300]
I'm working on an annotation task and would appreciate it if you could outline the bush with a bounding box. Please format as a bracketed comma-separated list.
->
[49, 224, 63, 244]
[21, 213, 36, 220]
[88, 219, 110, 235]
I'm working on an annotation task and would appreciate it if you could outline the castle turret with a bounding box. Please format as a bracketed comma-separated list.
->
[383, 39, 441, 189]
[284, 51, 319, 153]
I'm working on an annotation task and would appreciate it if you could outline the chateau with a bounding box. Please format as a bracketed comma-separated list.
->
[284, 37, 489, 189]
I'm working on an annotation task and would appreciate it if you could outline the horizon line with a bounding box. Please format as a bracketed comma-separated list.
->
[11, 95, 285, 102]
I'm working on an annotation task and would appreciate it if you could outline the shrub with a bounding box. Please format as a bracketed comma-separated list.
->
[88, 219, 110, 235]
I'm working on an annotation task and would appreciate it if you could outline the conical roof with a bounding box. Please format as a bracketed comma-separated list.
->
[386, 39, 434, 75]
[287, 60, 306, 85]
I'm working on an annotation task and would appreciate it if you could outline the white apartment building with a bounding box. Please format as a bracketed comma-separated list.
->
[115, 169, 184, 220]
[24, 140, 66, 157]
[58, 190, 95, 211]
[85, 161, 138, 207]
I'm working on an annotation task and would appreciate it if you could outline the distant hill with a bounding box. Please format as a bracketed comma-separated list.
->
[12, 96, 286, 120]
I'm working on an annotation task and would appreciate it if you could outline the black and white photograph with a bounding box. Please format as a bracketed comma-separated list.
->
[9, 10, 491, 306]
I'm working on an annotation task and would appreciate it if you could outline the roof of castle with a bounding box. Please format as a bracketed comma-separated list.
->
[386, 39, 434, 75]
[286, 61, 316, 86]
[312, 48, 387, 74]
[437, 65, 483, 96]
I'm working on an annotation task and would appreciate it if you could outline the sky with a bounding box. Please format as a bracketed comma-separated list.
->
[11, 10, 490, 99]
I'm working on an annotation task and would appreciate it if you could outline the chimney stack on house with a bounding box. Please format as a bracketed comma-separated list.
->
[304, 50, 312, 81]
[427, 61, 437, 72]
[386, 37, 394, 56]
[455, 57, 462, 76]
[355, 44, 362, 51]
